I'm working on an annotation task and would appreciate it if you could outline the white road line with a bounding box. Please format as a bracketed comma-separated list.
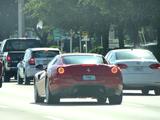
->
[0, 105, 9, 108]
[45, 116, 64, 120]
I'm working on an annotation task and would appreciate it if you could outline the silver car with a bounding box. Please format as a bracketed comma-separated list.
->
[17, 47, 60, 85]
[105, 49, 160, 95]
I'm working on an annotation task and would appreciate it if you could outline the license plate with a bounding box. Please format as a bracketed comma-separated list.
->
[82, 75, 96, 80]
[134, 66, 144, 71]
[43, 60, 49, 65]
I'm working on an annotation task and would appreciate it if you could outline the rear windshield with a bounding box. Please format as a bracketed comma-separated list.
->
[116, 50, 156, 60]
[32, 50, 59, 58]
[4, 39, 40, 51]
[63, 55, 106, 64]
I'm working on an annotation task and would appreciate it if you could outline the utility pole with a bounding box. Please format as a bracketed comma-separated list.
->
[70, 29, 74, 53]
[18, 0, 25, 37]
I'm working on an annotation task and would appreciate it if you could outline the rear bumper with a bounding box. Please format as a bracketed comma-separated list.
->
[123, 73, 160, 89]
[50, 84, 123, 98]
[5, 62, 17, 73]
[5, 66, 17, 73]
[124, 84, 160, 90]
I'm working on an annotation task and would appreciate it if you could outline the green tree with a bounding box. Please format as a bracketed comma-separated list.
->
[0, 0, 18, 41]
[25, 0, 160, 51]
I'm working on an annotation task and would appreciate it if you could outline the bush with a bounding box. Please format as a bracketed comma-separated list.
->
[89, 46, 104, 55]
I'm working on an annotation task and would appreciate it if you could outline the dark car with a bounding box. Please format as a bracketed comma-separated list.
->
[0, 38, 41, 82]
[34, 53, 123, 105]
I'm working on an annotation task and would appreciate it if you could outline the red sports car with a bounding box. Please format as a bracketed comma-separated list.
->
[34, 53, 123, 104]
[0, 60, 2, 88]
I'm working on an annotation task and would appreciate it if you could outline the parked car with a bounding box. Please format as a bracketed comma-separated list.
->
[34, 53, 123, 105]
[0, 38, 41, 82]
[17, 47, 60, 85]
[105, 49, 160, 95]
[0, 59, 2, 88]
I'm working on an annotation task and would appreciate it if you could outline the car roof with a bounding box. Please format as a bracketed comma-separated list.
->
[28, 47, 60, 51]
[59, 53, 103, 57]
[109, 48, 151, 53]
[4, 38, 39, 40]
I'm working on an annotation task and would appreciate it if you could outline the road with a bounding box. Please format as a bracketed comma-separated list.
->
[0, 81, 160, 120]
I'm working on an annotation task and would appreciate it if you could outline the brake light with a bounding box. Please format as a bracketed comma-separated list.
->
[116, 64, 128, 69]
[28, 58, 35, 65]
[6, 55, 11, 62]
[149, 63, 160, 69]
[111, 66, 118, 74]
[57, 67, 65, 74]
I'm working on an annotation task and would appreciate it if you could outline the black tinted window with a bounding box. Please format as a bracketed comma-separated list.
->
[63, 55, 105, 64]
[116, 50, 156, 60]
[32, 50, 59, 58]
[4, 39, 40, 51]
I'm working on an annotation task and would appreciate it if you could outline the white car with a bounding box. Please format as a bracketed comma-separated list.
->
[17, 47, 60, 85]
[105, 49, 160, 95]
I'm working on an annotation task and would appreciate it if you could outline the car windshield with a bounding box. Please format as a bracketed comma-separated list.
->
[32, 50, 59, 58]
[62, 55, 106, 64]
[116, 50, 156, 60]
[4, 39, 40, 51]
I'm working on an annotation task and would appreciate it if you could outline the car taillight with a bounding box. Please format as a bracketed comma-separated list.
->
[57, 67, 65, 74]
[111, 66, 118, 74]
[28, 58, 35, 65]
[6, 55, 11, 62]
[116, 64, 128, 69]
[149, 63, 160, 69]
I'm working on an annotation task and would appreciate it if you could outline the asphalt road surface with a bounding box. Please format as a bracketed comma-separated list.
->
[0, 81, 160, 120]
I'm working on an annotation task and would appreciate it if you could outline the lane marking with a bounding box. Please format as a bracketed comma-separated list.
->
[45, 116, 64, 120]
[0, 105, 9, 108]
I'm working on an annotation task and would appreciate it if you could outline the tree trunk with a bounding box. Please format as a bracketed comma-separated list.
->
[157, 27, 160, 48]
[132, 24, 140, 48]
[34, 27, 49, 47]
[101, 26, 109, 55]
[118, 25, 124, 48]
[129, 24, 139, 48]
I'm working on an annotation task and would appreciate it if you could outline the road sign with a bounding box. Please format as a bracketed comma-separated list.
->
[82, 31, 88, 37]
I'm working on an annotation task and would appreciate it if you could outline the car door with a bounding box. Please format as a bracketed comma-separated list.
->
[21, 49, 31, 77]
[36, 70, 46, 97]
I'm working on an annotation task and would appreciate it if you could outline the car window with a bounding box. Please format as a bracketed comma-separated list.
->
[116, 50, 156, 60]
[62, 55, 105, 64]
[48, 55, 59, 66]
[3, 39, 40, 51]
[32, 50, 59, 58]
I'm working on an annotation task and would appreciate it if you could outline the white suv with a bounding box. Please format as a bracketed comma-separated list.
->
[17, 47, 60, 85]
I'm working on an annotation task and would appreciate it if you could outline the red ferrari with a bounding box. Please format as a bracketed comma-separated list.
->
[34, 53, 123, 104]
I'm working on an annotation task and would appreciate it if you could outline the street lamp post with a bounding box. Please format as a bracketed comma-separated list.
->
[18, 0, 25, 37]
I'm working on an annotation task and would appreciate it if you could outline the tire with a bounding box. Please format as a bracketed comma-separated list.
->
[108, 93, 123, 105]
[3, 70, 10, 82]
[14, 74, 17, 81]
[141, 88, 149, 95]
[24, 74, 30, 85]
[17, 71, 23, 84]
[45, 79, 60, 104]
[0, 77, 2, 88]
[97, 97, 106, 104]
[154, 88, 160, 95]
[34, 81, 44, 103]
